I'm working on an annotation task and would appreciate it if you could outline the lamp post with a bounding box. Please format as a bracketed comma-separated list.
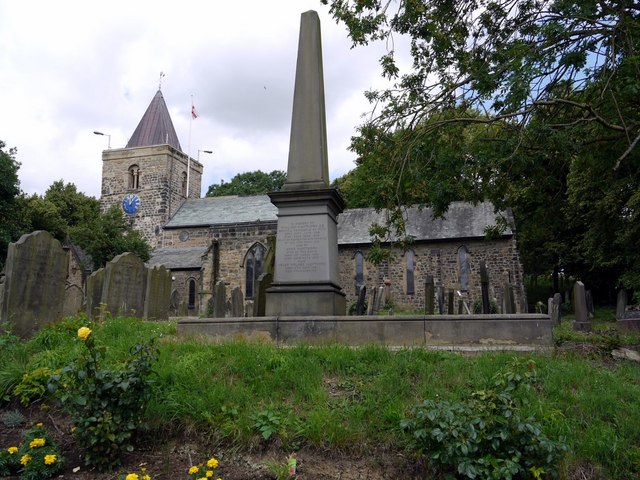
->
[93, 131, 111, 149]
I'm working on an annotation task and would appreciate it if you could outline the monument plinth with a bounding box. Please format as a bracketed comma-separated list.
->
[265, 11, 346, 316]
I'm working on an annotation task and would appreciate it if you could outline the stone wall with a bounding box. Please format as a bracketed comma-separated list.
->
[338, 237, 526, 313]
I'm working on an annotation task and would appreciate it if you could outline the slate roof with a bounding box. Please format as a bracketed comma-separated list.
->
[126, 90, 182, 151]
[146, 247, 208, 269]
[165, 195, 278, 228]
[163, 195, 513, 243]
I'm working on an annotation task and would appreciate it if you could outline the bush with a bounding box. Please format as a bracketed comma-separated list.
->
[400, 359, 568, 479]
[13, 367, 55, 405]
[0, 424, 64, 479]
[48, 326, 158, 471]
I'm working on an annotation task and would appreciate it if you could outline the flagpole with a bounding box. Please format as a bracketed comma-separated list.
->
[187, 94, 193, 198]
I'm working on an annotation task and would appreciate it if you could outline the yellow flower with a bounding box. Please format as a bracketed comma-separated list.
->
[207, 458, 219, 469]
[188, 466, 199, 475]
[70, 426, 77, 433]
[44, 454, 57, 465]
[7, 446, 18, 454]
[206, 471, 214, 478]
[20, 454, 32, 465]
[142, 475, 151, 480]
[36, 422, 43, 427]
[77, 326, 92, 340]
[29, 438, 46, 448]
[125, 474, 139, 480]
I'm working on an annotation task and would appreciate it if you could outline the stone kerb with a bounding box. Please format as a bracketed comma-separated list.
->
[102, 252, 147, 318]
[0, 231, 68, 338]
[144, 265, 172, 320]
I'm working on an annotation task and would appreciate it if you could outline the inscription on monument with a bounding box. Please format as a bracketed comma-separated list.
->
[277, 218, 328, 276]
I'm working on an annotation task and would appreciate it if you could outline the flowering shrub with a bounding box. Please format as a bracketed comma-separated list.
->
[187, 456, 222, 480]
[117, 465, 152, 480]
[0, 424, 64, 479]
[400, 358, 569, 479]
[48, 326, 158, 471]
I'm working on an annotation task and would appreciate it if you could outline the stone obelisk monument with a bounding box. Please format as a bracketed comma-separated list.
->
[265, 10, 346, 316]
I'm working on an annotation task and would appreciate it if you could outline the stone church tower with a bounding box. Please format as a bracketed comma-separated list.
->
[100, 90, 203, 248]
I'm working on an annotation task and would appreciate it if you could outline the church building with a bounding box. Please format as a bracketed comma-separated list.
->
[100, 90, 527, 316]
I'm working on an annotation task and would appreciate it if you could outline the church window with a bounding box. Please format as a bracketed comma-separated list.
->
[245, 243, 267, 299]
[354, 251, 364, 294]
[458, 246, 469, 291]
[181, 172, 187, 197]
[128, 165, 140, 190]
[188, 278, 196, 310]
[406, 250, 415, 295]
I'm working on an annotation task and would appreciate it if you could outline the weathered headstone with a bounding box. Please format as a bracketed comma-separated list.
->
[63, 284, 84, 317]
[585, 290, 595, 319]
[144, 265, 172, 320]
[230, 286, 244, 317]
[572, 281, 591, 331]
[265, 10, 346, 316]
[616, 289, 627, 319]
[424, 276, 434, 315]
[355, 285, 367, 315]
[213, 281, 227, 318]
[447, 290, 455, 314]
[170, 289, 181, 317]
[102, 253, 147, 318]
[502, 282, 515, 314]
[86, 268, 105, 319]
[0, 231, 68, 337]
[374, 286, 384, 314]
[369, 287, 379, 315]
[480, 262, 490, 314]
[548, 293, 562, 324]
[253, 272, 273, 317]
[437, 286, 445, 314]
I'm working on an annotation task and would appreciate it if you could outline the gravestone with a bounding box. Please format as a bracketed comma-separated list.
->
[548, 293, 562, 324]
[618, 309, 640, 331]
[572, 281, 591, 331]
[424, 276, 434, 315]
[355, 285, 367, 315]
[616, 289, 627, 319]
[213, 281, 227, 318]
[63, 284, 84, 317]
[86, 268, 105, 319]
[585, 290, 595, 319]
[0, 231, 67, 338]
[480, 262, 490, 314]
[144, 265, 172, 320]
[170, 289, 181, 317]
[265, 10, 346, 316]
[102, 252, 147, 318]
[502, 282, 515, 314]
[368, 287, 379, 315]
[437, 286, 445, 314]
[253, 272, 273, 317]
[230, 287, 244, 317]
[447, 290, 455, 314]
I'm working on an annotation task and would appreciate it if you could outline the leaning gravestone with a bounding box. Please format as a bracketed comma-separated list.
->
[144, 265, 172, 320]
[355, 285, 367, 315]
[102, 253, 147, 318]
[368, 287, 379, 315]
[616, 289, 627, 319]
[548, 293, 562, 324]
[0, 231, 67, 338]
[230, 286, 244, 317]
[572, 281, 591, 331]
[213, 281, 227, 318]
[503, 282, 515, 314]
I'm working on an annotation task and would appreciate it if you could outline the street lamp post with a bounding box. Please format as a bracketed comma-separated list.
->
[93, 131, 111, 149]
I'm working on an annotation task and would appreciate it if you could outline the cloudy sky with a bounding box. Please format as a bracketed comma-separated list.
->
[0, 1, 401, 198]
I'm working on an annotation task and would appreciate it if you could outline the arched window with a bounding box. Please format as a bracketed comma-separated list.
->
[354, 251, 364, 294]
[458, 246, 469, 291]
[188, 278, 196, 310]
[406, 249, 415, 295]
[128, 165, 140, 190]
[181, 172, 187, 197]
[245, 243, 267, 299]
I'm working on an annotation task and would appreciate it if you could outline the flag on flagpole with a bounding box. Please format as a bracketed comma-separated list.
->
[191, 104, 199, 119]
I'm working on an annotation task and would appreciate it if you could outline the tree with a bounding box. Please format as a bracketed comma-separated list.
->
[0, 141, 26, 270]
[324, 0, 640, 293]
[206, 170, 287, 197]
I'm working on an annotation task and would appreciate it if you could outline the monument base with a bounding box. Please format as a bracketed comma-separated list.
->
[266, 283, 346, 316]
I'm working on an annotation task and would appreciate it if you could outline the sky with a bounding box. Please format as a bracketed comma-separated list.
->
[0, 1, 402, 199]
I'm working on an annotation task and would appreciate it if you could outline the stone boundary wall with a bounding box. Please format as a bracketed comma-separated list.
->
[176, 314, 553, 348]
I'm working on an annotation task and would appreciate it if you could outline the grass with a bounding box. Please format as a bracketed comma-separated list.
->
[1, 312, 639, 478]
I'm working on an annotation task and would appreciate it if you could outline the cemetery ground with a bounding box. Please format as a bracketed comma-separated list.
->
[1, 310, 639, 480]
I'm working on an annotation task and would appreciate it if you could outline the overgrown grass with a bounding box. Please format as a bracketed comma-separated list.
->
[1, 314, 639, 478]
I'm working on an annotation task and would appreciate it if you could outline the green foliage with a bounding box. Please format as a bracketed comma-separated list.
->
[400, 359, 569, 479]
[13, 367, 55, 406]
[0, 141, 25, 270]
[206, 170, 286, 197]
[48, 328, 158, 471]
[0, 410, 26, 428]
[0, 425, 64, 480]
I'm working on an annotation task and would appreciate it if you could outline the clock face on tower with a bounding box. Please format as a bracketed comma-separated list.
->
[122, 194, 141, 215]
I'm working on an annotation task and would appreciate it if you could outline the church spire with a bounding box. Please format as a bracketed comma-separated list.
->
[126, 90, 182, 151]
